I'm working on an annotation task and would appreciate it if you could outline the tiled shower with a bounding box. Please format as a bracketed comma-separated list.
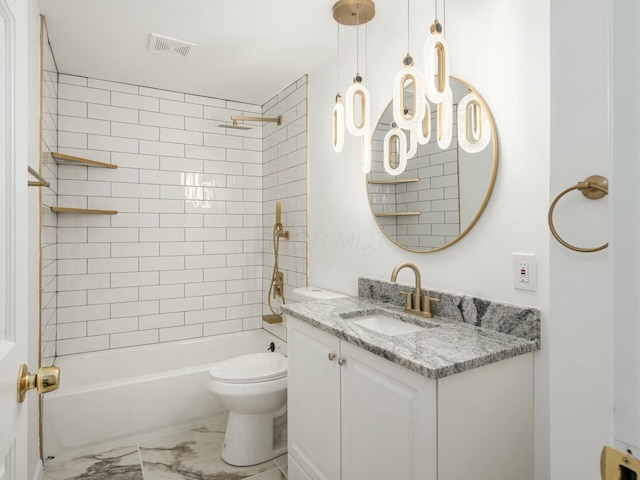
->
[40, 24, 307, 360]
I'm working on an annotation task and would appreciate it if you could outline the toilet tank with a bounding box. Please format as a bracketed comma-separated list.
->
[292, 287, 347, 303]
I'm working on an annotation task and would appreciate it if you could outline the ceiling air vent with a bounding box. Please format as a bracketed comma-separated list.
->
[148, 33, 196, 58]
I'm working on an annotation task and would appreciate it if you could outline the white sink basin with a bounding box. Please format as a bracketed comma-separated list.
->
[352, 314, 425, 336]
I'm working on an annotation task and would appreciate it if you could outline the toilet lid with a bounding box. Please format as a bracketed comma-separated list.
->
[209, 352, 287, 384]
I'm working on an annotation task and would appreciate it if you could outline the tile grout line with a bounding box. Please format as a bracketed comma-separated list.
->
[136, 442, 146, 480]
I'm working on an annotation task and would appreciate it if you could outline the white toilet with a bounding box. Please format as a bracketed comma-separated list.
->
[207, 286, 346, 466]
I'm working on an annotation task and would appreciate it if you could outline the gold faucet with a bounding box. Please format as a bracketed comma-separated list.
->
[390, 262, 439, 318]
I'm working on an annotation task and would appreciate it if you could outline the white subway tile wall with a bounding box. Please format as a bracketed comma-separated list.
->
[41, 23, 58, 364]
[369, 109, 460, 251]
[262, 76, 308, 341]
[52, 74, 274, 356]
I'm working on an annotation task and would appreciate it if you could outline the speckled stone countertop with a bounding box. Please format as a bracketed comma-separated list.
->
[281, 296, 538, 380]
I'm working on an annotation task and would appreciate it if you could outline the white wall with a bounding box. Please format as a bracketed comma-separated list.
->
[261, 76, 308, 342]
[308, 0, 551, 476]
[549, 0, 613, 477]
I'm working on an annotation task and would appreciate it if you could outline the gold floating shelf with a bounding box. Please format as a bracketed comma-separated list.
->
[51, 152, 117, 169]
[368, 178, 420, 185]
[28, 166, 51, 188]
[52, 207, 117, 215]
[375, 212, 420, 217]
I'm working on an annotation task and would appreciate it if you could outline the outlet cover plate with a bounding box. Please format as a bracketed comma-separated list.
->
[514, 253, 537, 292]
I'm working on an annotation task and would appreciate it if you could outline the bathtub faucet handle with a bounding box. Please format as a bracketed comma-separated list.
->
[267, 342, 275, 352]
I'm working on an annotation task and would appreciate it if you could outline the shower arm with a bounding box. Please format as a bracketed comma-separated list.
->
[231, 115, 282, 126]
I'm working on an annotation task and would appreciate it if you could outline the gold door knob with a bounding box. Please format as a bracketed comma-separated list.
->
[17, 364, 60, 403]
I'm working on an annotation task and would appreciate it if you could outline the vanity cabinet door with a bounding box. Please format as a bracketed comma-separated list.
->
[339, 341, 438, 480]
[288, 317, 341, 480]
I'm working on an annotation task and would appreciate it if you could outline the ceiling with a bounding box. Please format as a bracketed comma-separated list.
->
[37, 0, 344, 106]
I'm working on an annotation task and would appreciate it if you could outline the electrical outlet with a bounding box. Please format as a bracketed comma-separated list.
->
[513, 253, 536, 291]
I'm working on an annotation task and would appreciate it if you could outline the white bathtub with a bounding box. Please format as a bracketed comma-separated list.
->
[43, 330, 286, 463]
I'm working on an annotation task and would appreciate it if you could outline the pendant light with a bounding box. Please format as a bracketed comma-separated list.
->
[392, 0, 425, 132]
[424, 18, 450, 104]
[383, 122, 408, 176]
[333, 0, 375, 173]
[333, 23, 345, 153]
[457, 93, 491, 153]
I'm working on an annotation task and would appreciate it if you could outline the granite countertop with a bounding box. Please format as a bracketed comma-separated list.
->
[281, 296, 538, 380]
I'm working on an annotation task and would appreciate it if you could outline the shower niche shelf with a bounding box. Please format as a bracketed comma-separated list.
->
[374, 212, 420, 217]
[50, 153, 119, 215]
[51, 207, 118, 215]
[368, 178, 420, 185]
[51, 152, 118, 169]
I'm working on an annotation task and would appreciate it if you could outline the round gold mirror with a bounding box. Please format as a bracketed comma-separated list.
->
[367, 77, 498, 253]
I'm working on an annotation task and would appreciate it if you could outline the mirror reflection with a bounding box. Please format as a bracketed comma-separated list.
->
[367, 77, 497, 253]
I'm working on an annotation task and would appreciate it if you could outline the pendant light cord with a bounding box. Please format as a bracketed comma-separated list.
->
[356, 4, 360, 75]
[407, 0, 410, 53]
[337, 22, 340, 92]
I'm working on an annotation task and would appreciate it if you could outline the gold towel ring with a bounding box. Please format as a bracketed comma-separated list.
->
[548, 175, 609, 253]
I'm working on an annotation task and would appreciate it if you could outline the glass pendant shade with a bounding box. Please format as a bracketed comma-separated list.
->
[362, 128, 372, 173]
[423, 30, 450, 104]
[437, 86, 453, 150]
[457, 93, 491, 153]
[413, 99, 431, 145]
[383, 125, 408, 176]
[392, 59, 426, 130]
[333, 95, 345, 153]
[345, 81, 371, 137]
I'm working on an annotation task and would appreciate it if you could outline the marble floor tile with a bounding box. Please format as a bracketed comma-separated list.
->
[42, 446, 143, 480]
[245, 467, 288, 480]
[138, 422, 278, 480]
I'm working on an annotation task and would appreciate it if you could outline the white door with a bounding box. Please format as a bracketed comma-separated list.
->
[0, 0, 31, 478]
[339, 341, 437, 480]
[612, 0, 640, 456]
[287, 318, 341, 480]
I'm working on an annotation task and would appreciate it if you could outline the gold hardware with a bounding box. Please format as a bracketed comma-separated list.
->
[230, 115, 282, 127]
[353, 89, 366, 130]
[333, 0, 376, 26]
[338, 357, 346, 366]
[601, 446, 640, 480]
[399, 73, 417, 123]
[421, 295, 440, 319]
[28, 166, 50, 188]
[52, 152, 118, 169]
[328, 353, 336, 361]
[436, 42, 447, 94]
[51, 207, 118, 215]
[375, 212, 420, 217]
[391, 263, 440, 318]
[333, 95, 342, 149]
[386, 130, 402, 171]
[548, 175, 609, 253]
[262, 314, 283, 324]
[17, 364, 60, 403]
[465, 100, 483, 144]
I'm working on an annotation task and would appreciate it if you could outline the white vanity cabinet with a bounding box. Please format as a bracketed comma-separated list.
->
[287, 316, 534, 480]
[287, 317, 437, 480]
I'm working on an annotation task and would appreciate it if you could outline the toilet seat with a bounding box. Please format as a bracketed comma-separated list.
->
[209, 352, 287, 384]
